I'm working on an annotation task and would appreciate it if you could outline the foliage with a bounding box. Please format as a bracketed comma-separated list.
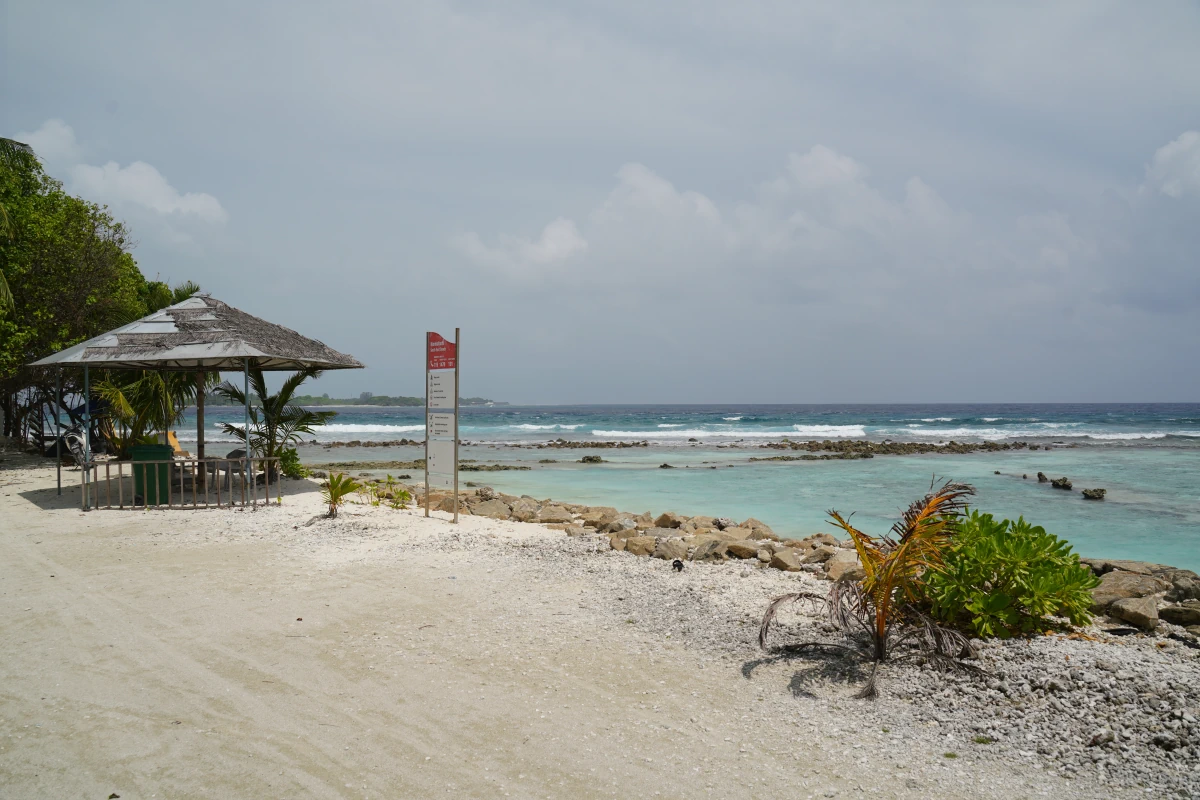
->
[322, 472, 361, 518]
[278, 447, 309, 479]
[759, 480, 977, 698]
[93, 370, 202, 459]
[215, 366, 336, 460]
[922, 510, 1099, 638]
[357, 481, 382, 507]
[383, 474, 410, 509]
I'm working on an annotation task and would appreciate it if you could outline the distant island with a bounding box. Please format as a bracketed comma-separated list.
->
[202, 392, 506, 407]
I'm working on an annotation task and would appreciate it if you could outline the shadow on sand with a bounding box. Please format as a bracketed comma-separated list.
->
[742, 645, 870, 699]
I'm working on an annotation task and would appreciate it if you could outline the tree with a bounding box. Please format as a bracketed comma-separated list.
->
[93, 370, 209, 459]
[214, 366, 336, 462]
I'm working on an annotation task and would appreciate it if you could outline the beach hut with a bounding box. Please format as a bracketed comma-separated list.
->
[30, 293, 364, 507]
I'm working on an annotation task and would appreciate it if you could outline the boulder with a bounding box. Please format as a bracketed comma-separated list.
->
[1037, 472, 1048, 483]
[1166, 575, 1200, 602]
[802, 533, 839, 548]
[802, 545, 839, 565]
[475, 486, 498, 500]
[609, 527, 643, 540]
[654, 512, 685, 529]
[1051, 477, 1072, 490]
[1188, 626, 1200, 638]
[509, 498, 541, 522]
[1160, 605, 1200, 626]
[580, 455, 604, 464]
[690, 515, 717, 530]
[603, 517, 638, 534]
[757, 549, 773, 563]
[643, 527, 681, 539]
[624, 536, 657, 557]
[580, 507, 619, 528]
[825, 550, 864, 582]
[473, 499, 512, 520]
[747, 528, 780, 542]
[1109, 597, 1158, 630]
[740, 518, 774, 535]
[1105, 560, 1160, 575]
[725, 541, 760, 560]
[769, 550, 805, 572]
[563, 525, 588, 537]
[652, 538, 689, 561]
[713, 517, 736, 530]
[537, 505, 573, 524]
[1090, 570, 1171, 611]
[691, 539, 729, 562]
[718, 527, 754, 541]
[1081, 488, 1106, 500]
[609, 535, 627, 551]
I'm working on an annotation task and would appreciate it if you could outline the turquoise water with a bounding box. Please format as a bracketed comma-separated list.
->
[178, 403, 1200, 571]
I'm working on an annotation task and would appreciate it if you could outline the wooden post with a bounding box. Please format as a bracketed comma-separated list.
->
[453, 327, 460, 524]
[424, 333, 430, 519]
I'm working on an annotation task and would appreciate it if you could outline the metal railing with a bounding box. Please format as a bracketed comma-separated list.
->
[79, 456, 283, 510]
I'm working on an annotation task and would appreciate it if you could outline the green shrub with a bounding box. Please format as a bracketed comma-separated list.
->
[279, 447, 309, 479]
[922, 510, 1099, 638]
[321, 472, 361, 518]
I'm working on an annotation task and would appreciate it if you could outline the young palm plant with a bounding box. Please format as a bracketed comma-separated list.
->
[759, 479, 977, 698]
[322, 472, 361, 518]
[94, 371, 204, 459]
[215, 366, 336, 464]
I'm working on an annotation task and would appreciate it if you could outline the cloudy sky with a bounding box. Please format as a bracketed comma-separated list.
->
[6, 1, 1199, 402]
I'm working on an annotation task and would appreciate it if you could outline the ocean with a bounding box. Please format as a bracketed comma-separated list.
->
[178, 403, 1200, 571]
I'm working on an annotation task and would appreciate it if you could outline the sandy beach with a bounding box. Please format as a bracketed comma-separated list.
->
[2, 456, 1197, 799]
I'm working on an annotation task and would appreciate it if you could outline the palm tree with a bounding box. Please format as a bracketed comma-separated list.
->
[759, 479, 976, 697]
[0, 137, 31, 313]
[94, 371, 203, 459]
[214, 366, 335, 463]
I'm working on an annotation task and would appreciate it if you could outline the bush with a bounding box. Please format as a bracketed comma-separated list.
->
[279, 447, 308, 479]
[321, 472, 360, 518]
[923, 511, 1099, 638]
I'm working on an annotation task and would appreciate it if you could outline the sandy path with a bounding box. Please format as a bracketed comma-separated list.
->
[0, 460, 1110, 799]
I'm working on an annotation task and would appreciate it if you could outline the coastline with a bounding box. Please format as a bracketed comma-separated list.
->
[3, 456, 1198, 798]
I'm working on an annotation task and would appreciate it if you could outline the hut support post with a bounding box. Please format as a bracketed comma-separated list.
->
[243, 359, 250, 505]
[55, 370, 62, 496]
[83, 364, 90, 511]
[196, 371, 205, 486]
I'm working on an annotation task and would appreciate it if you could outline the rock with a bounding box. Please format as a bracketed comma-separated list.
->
[1089, 728, 1115, 747]
[537, 505, 573, 524]
[756, 549, 772, 563]
[1105, 560, 1160, 575]
[718, 526, 753, 541]
[609, 535, 627, 551]
[1188, 625, 1200, 637]
[473, 499, 512, 520]
[624, 536, 657, 557]
[769, 550, 805, 572]
[608, 527, 643, 540]
[1082, 488, 1106, 500]
[802, 545, 838, 564]
[740, 517, 774, 535]
[825, 550, 864, 581]
[713, 517, 736, 530]
[1037, 472, 1048, 483]
[1051, 477, 1072, 490]
[475, 486, 498, 501]
[563, 525, 588, 537]
[1160, 605, 1200, 626]
[659, 463, 675, 469]
[643, 527, 681, 539]
[803, 533, 839, 548]
[1163, 570, 1200, 602]
[1089, 570, 1171, 611]
[509, 498, 541, 522]
[1108, 597, 1159, 630]
[689, 515, 717, 530]
[603, 517, 638, 534]
[1152, 733, 1179, 751]
[654, 512, 685, 529]
[747, 527, 780, 541]
[652, 538, 689, 560]
[691, 539, 729, 562]
[725, 541, 760, 560]
[580, 507, 618, 528]
[580, 455, 604, 464]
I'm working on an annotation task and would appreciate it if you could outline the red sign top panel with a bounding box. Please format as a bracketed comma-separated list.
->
[427, 332, 457, 371]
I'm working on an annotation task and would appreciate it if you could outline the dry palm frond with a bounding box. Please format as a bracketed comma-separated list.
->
[758, 591, 828, 650]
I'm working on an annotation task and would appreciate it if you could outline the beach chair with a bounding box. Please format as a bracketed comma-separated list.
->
[167, 430, 190, 458]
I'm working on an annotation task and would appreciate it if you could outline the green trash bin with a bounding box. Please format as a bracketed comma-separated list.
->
[131, 444, 174, 505]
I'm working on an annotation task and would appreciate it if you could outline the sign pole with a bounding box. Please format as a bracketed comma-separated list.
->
[429, 331, 434, 520]
[453, 327, 460, 524]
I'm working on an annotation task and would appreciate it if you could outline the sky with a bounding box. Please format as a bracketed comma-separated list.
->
[5, 1, 1200, 403]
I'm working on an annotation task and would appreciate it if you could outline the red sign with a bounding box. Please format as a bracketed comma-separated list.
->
[427, 332, 457, 371]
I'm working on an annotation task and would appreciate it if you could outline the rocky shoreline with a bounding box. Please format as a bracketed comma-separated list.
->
[393, 482, 1200, 796]
[302, 437, 1080, 453]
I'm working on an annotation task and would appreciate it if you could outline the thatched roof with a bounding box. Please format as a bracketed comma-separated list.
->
[30, 294, 364, 372]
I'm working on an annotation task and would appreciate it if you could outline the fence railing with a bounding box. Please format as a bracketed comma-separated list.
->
[79, 457, 283, 510]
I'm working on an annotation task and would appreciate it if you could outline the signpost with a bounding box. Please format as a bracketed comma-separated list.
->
[424, 330, 459, 521]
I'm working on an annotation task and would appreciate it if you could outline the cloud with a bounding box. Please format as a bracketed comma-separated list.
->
[15, 119, 227, 225]
[453, 217, 586, 272]
[1145, 130, 1200, 198]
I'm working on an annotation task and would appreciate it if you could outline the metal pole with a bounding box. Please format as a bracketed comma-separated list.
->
[83, 364, 90, 511]
[429, 331, 434, 520]
[244, 359, 251, 505]
[453, 327, 459, 524]
[196, 371, 205, 486]
[55, 370, 62, 496]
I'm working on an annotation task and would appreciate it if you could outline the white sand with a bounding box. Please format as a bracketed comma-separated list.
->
[1, 457, 1117, 798]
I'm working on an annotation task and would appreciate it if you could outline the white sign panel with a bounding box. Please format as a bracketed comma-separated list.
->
[428, 412, 455, 438]
[427, 438, 456, 477]
[426, 471, 455, 490]
[427, 371, 455, 410]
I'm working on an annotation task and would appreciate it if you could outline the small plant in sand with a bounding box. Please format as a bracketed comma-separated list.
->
[382, 475, 410, 509]
[759, 479, 978, 698]
[322, 472, 361, 518]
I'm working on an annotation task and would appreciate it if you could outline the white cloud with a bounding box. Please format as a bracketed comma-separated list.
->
[70, 160, 227, 223]
[1145, 130, 1200, 198]
[15, 119, 227, 225]
[453, 217, 586, 272]
[18, 118, 81, 163]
